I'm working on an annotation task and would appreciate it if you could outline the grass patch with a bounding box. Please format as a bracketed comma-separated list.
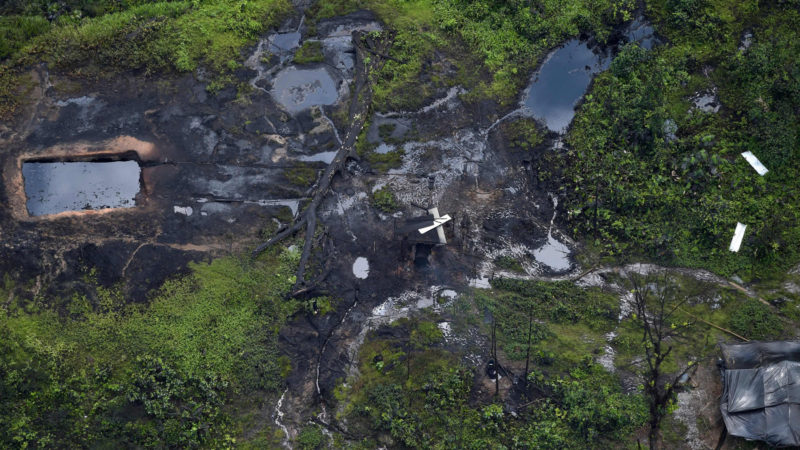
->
[367, 149, 405, 172]
[0, 0, 292, 115]
[371, 185, 398, 213]
[293, 40, 324, 65]
[728, 301, 784, 340]
[494, 255, 524, 273]
[285, 165, 318, 187]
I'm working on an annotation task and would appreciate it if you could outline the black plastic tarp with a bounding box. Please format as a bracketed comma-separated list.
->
[720, 341, 800, 447]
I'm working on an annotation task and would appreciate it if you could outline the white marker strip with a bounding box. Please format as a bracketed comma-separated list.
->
[741, 151, 768, 176]
[426, 207, 448, 244]
[418, 215, 452, 234]
[729, 222, 747, 252]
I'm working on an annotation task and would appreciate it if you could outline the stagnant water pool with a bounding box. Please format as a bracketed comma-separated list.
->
[23, 160, 141, 216]
[522, 17, 656, 132]
[271, 67, 339, 113]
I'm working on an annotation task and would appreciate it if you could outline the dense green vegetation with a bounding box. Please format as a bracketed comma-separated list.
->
[554, 1, 800, 280]
[334, 283, 648, 448]
[309, 0, 636, 110]
[0, 0, 291, 117]
[0, 248, 300, 447]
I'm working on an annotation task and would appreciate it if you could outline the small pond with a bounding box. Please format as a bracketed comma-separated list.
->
[23, 160, 140, 216]
[522, 17, 656, 132]
[522, 40, 612, 132]
[271, 67, 338, 113]
[533, 234, 572, 272]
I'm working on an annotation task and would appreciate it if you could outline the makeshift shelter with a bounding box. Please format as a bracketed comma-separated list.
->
[720, 341, 800, 447]
[394, 208, 453, 268]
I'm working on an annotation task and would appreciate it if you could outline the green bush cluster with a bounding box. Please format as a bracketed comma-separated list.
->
[557, 3, 800, 279]
[293, 40, 324, 65]
[0, 248, 301, 447]
[339, 324, 646, 448]
[372, 185, 398, 213]
[502, 118, 544, 152]
[729, 301, 783, 340]
[296, 424, 327, 449]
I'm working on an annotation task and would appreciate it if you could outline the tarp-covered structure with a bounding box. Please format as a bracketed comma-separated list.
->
[720, 341, 800, 447]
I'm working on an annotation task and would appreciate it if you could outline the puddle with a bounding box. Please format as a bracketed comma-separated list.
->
[522, 40, 612, 132]
[521, 16, 656, 132]
[251, 199, 302, 217]
[739, 31, 753, 51]
[271, 67, 339, 113]
[533, 195, 571, 271]
[173, 205, 193, 216]
[691, 89, 720, 113]
[374, 143, 395, 154]
[352, 257, 369, 279]
[322, 36, 355, 72]
[269, 31, 301, 56]
[533, 234, 571, 271]
[23, 161, 140, 216]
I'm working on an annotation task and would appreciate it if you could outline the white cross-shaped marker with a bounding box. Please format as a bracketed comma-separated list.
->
[418, 207, 450, 244]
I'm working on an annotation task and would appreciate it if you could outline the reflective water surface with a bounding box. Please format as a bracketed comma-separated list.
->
[23, 161, 141, 215]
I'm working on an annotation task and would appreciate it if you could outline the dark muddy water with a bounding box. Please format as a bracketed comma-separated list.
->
[271, 67, 339, 113]
[523, 18, 655, 132]
[270, 31, 301, 54]
[23, 161, 140, 215]
[625, 18, 656, 50]
[522, 40, 612, 132]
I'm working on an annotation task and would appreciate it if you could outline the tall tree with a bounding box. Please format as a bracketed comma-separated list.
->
[627, 273, 697, 449]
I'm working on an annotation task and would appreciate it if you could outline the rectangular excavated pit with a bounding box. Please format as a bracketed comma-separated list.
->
[22, 160, 141, 216]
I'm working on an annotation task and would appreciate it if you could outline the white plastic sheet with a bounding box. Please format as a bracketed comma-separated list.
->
[730, 222, 747, 252]
[741, 151, 769, 176]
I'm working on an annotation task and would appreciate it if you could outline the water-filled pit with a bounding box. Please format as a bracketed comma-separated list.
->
[271, 67, 339, 113]
[22, 160, 141, 216]
[523, 40, 612, 132]
[522, 17, 656, 132]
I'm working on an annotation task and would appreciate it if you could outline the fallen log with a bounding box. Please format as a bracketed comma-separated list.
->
[252, 30, 394, 292]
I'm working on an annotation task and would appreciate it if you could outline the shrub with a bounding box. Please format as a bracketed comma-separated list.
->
[729, 301, 783, 340]
[372, 186, 398, 213]
[296, 425, 326, 449]
[293, 40, 324, 65]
